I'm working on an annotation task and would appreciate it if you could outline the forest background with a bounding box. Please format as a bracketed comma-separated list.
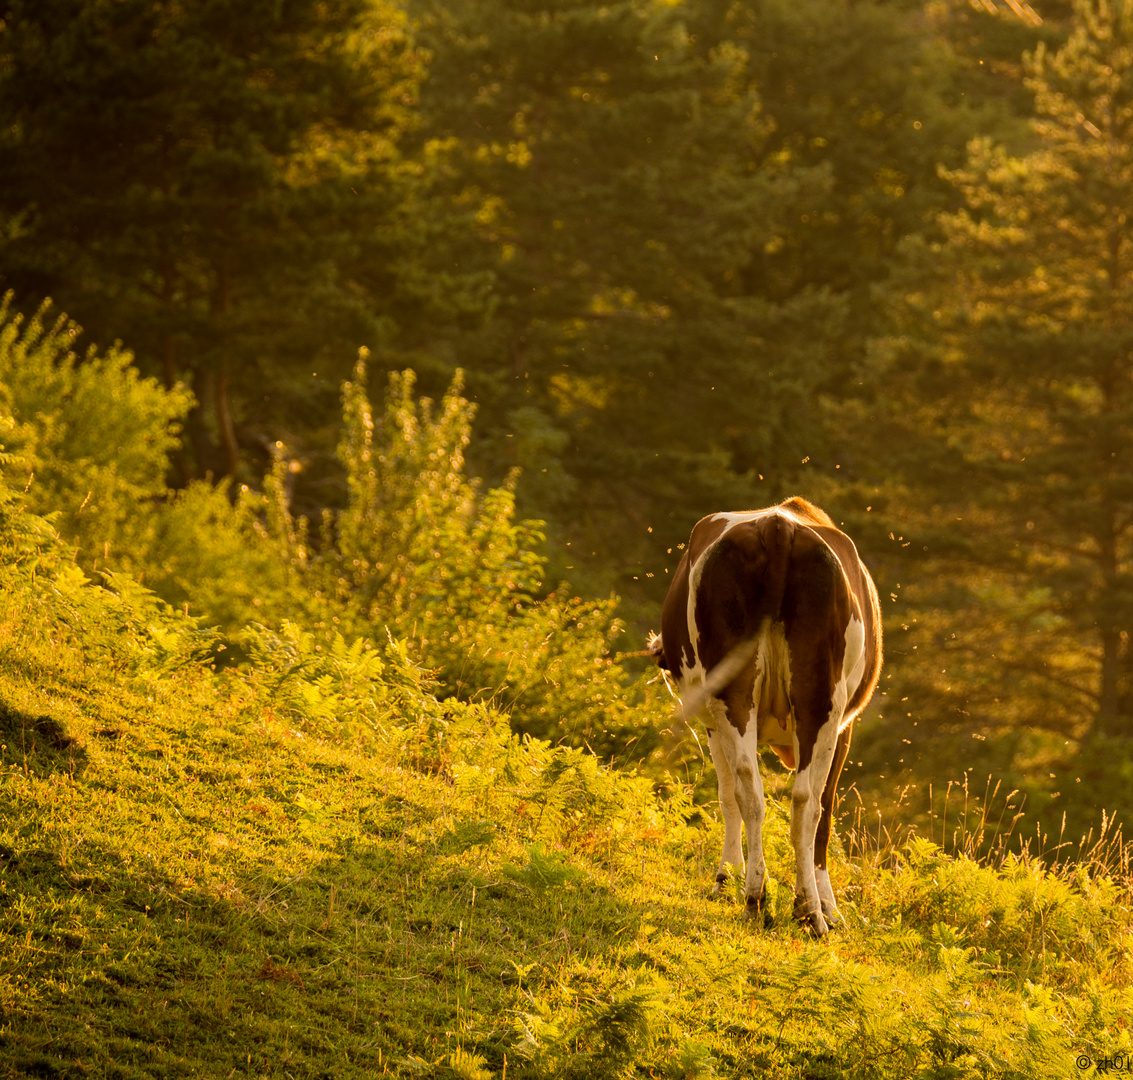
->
[1, 0, 1132, 851]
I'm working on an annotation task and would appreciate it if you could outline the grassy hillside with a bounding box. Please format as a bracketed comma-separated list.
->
[2, 557, 1132, 1080]
[0, 324, 1130, 1078]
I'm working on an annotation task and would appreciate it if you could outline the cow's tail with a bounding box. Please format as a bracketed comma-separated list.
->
[677, 510, 793, 723]
[677, 617, 772, 723]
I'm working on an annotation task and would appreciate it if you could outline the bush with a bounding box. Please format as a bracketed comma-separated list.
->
[0, 294, 192, 567]
[256, 351, 667, 759]
[0, 296, 664, 758]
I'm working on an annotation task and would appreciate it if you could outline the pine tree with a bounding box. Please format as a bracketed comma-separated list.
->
[0, 0, 427, 478]
[408, 0, 965, 602]
[882, 0, 1133, 737]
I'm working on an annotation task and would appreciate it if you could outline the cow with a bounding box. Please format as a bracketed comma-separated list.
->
[650, 497, 882, 937]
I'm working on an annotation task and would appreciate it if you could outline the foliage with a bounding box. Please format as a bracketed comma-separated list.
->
[861, 0, 1133, 748]
[133, 477, 296, 632]
[404, 0, 981, 608]
[0, 294, 298, 636]
[2, 0, 1133, 966]
[0, 535, 1130, 1077]
[254, 352, 669, 757]
[3, 0, 1120, 795]
[7, 5, 1133, 1072]
[0, 285, 661, 760]
[240, 619, 433, 742]
[0, 293, 192, 565]
[0, 0, 432, 478]
[0, 360, 1125, 1076]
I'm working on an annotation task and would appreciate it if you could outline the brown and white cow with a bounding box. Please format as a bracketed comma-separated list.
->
[651, 497, 882, 937]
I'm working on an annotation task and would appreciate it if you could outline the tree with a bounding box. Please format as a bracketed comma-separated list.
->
[0, 0, 428, 479]
[407, 0, 968, 609]
[876, 0, 1133, 738]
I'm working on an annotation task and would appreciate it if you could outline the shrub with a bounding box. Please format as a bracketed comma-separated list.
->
[0, 294, 192, 567]
[257, 351, 667, 758]
[0, 295, 665, 758]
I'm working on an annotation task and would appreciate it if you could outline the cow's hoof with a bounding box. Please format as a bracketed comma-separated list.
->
[820, 901, 844, 928]
[794, 899, 830, 938]
[744, 890, 770, 926]
[710, 873, 729, 900]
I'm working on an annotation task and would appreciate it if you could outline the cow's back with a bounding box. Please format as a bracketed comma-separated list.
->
[659, 498, 882, 736]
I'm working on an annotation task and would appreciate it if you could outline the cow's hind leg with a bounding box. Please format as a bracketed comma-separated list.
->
[735, 740, 769, 921]
[814, 723, 852, 928]
[706, 721, 745, 898]
[784, 545, 863, 937]
[789, 694, 845, 938]
[708, 705, 767, 918]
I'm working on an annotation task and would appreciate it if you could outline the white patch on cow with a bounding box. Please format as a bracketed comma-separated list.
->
[678, 633, 761, 725]
[706, 718, 744, 883]
[839, 615, 868, 729]
[710, 506, 808, 531]
[709, 510, 760, 530]
[683, 546, 711, 687]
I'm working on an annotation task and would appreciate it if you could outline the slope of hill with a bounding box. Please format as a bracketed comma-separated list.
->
[1, 545, 1130, 1080]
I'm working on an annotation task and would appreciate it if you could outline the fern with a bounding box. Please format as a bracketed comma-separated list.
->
[576, 980, 661, 1061]
[241, 620, 432, 738]
[448, 1048, 493, 1080]
[668, 1039, 718, 1080]
[503, 843, 585, 891]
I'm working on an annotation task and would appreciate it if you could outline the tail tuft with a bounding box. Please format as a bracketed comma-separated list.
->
[676, 616, 771, 722]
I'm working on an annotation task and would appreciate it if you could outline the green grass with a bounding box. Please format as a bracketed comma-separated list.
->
[2, 602, 1133, 1080]
[3, 295, 1131, 1079]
